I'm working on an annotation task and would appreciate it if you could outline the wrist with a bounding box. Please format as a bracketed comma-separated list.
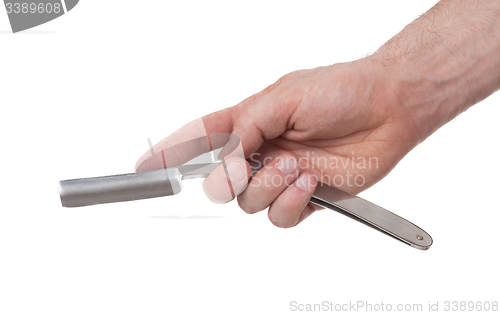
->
[372, 0, 500, 142]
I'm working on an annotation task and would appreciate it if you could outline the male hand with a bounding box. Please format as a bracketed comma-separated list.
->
[136, 0, 500, 228]
[136, 58, 419, 228]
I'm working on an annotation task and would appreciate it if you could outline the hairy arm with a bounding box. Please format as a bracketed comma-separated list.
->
[373, 0, 500, 142]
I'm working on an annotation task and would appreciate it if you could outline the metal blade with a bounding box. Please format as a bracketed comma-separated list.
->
[178, 163, 220, 179]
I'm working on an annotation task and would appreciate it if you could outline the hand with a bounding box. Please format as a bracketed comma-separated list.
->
[136, 0, 500, 228]
[136, 57, 420, 228]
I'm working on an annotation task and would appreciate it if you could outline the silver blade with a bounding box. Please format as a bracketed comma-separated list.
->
[178, 163, 220, 179]
[59, 168, 183, 207]
[59, 163, 220, 207]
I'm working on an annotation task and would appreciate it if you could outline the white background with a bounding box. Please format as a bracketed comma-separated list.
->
[1, 1, 499, 314]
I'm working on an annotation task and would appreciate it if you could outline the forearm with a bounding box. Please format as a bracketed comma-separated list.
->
[373, 0, 500, 141]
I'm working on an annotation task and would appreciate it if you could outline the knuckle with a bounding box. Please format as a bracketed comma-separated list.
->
[279, 70, 303, 82]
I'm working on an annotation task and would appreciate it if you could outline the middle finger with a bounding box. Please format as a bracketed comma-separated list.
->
[237, 153, 300, 214]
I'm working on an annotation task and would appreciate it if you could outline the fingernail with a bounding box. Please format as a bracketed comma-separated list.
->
[295, 174, 313, 190]
[226, 162, 247, 183]
[276, 156, 297, 175]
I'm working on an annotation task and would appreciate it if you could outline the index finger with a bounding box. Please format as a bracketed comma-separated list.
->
[135, 113, 236, 172]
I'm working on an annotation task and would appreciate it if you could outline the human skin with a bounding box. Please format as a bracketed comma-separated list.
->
[136, 0, 500, 228]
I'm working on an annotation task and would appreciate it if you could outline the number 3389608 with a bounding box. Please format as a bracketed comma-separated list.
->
[5, 3, 62, 14]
